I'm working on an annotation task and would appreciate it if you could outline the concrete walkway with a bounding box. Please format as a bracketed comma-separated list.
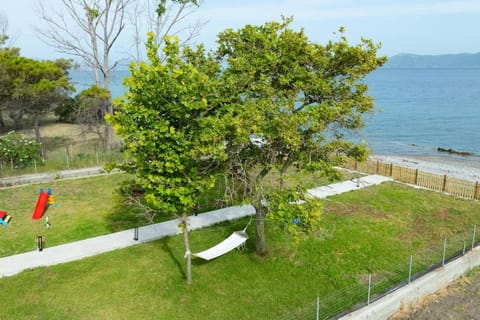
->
[0, 174, 391, 278]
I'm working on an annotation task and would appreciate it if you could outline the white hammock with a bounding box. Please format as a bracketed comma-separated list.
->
[193, 231, 249, 261]
[191, 218, 252, 261]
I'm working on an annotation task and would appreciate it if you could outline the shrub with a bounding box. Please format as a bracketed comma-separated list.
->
[0, 131, 42, 168]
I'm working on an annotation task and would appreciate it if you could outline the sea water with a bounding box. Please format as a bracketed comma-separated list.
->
[71, 67, 480, 158]
[363, 68, 480, 157]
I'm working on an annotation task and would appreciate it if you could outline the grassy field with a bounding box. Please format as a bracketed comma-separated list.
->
[1, 177, 479, 319]
[0, 169, 344, 257]
[0, 173, 134, 257]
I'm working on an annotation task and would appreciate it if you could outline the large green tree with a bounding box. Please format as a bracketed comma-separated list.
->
[109, 19, 385, 282]
[1, 55, 74, 140]
[0, 15, 16, 129]
[0, 47, 20, 129]
[213, 19, 386, 255]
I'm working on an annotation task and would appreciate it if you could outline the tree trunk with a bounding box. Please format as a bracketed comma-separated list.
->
[33, 113, 41, 142]
[181, 212, 192, 285]
[254, 205, 268, 256]
[0, 110, 4, 129]
[33, 112, 45, 158]
[9, 109, 23, 130]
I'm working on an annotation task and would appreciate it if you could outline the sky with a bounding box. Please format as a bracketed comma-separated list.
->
[1, 0, 480, 61]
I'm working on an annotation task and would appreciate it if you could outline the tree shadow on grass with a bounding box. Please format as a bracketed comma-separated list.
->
[158, 237, 186, 279]
[104, 203, 172, 233]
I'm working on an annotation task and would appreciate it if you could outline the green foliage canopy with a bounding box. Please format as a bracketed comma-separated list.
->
[108, 33, 221, 216]
[0, 50, 74, 139]
[211, 18, 386, 252]
[109, 18, 386, 256]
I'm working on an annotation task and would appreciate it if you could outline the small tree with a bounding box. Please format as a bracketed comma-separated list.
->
[107, 34, 222, 284]
[76, 85, 111, 150]
[6, 57, 74, 142]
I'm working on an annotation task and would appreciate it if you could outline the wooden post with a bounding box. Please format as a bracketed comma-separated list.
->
[389, 163, 393, 177]
[475, 182, 479, 200]
[442, 174, 447, 192]
[376, 160, 379, 174]
[415, 169, 419, 185]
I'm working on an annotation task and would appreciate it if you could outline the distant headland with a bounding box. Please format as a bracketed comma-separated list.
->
[384, 52, 480, 69]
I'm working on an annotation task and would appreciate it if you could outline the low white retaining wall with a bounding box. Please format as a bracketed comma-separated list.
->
[338, 246, 480, 320]
[0, 167, 110, 188]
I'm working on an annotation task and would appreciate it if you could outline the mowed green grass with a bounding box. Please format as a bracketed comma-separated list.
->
[1, 181, 480, 319]
[0, 169, 344, 257]
[0, 173, 133, 257]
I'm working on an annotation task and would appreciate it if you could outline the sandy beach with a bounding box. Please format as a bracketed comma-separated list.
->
[371, 154, 480, 183]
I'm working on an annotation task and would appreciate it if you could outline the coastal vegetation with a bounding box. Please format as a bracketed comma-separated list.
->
[1, 2, 479, 318]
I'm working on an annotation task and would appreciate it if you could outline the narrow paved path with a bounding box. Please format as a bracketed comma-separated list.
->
[0, 174, 391, 278]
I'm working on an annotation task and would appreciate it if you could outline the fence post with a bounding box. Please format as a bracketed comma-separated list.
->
[463, 240, 467, 255]
[442, 239, 447, 266]
[376, 160, 379, 174]
[367, 273, 372, 305]
[408, 255, 413, 284]
[472, 225, 477, 250]
[66, 154, 70, 170]
[389, 163, 393, 177]
[34, 159, 37, 174]
[316, 296, 320, 320]
[415, 169, 419, 185]
[475, 182, 480, 200]
[442, 175, 447, 192]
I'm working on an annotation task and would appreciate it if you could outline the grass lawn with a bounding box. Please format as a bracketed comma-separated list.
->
[0, 169, 345, 257]
[1, 181, 480, 319]
[0, 173, 134, 257]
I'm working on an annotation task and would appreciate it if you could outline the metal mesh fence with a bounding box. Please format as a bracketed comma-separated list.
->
[0, 143, 123, 177]
[279, 226, 479, 320]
